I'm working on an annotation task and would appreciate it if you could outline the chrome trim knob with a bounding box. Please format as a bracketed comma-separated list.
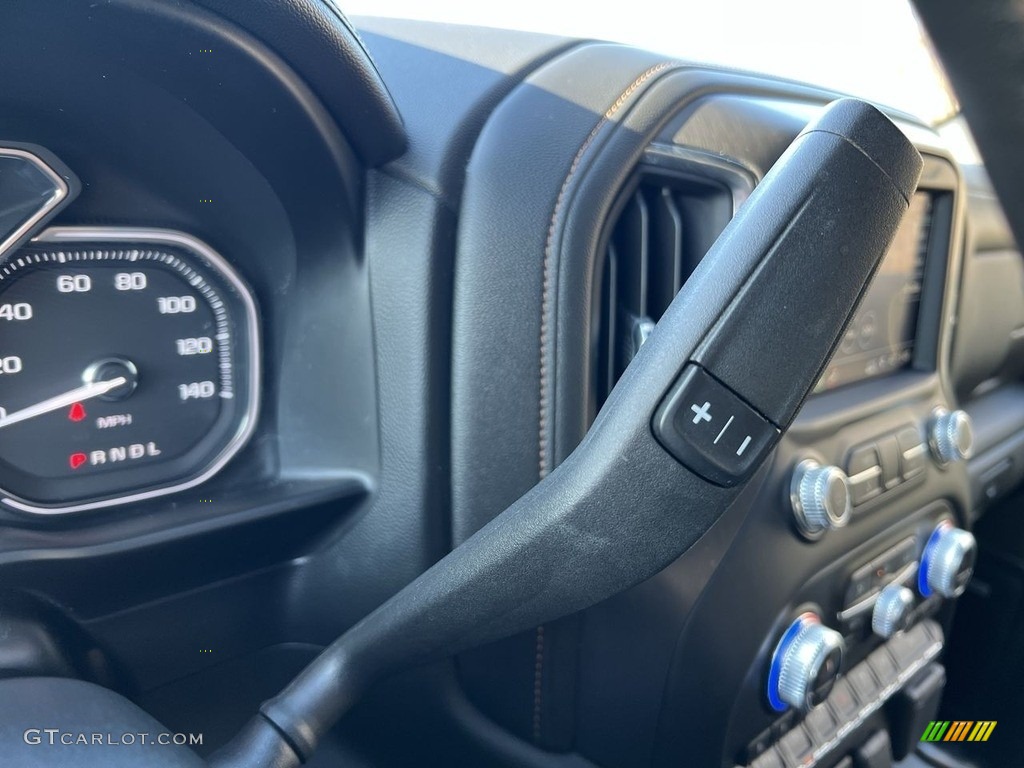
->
[791, 460, 851, 538]
[768, 613, 845, 711]
[920, 521, 977, 599]
[872, 584, 915, 638]
[929, 408, 974, 466]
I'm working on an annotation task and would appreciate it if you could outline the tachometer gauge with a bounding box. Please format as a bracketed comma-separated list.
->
[0, 228, 259, 514]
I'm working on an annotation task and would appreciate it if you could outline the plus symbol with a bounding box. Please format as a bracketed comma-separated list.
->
[690, 401, 712, 425]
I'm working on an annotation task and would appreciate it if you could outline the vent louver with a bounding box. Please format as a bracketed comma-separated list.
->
[594, 172, 733, 408]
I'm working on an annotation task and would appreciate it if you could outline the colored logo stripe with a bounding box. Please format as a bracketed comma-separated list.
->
[970, 721, 997, 742]
[921, 720, 996, 742]
[945, 721, 973, 741]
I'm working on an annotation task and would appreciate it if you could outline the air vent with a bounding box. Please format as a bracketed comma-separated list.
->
[594, 172, 733, 408]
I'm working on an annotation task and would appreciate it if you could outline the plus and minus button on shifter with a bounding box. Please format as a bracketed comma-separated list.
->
[653, 364, 781, 486]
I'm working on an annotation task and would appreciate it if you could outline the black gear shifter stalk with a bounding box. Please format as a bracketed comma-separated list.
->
[211, 99, 922, 768]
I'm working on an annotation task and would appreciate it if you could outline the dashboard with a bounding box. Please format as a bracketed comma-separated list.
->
[1, 4, 1023, 768]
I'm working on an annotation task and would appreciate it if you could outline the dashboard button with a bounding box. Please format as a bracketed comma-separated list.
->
[890, 623, 934, 665]
[867, 646, 899, 685]
[804, 703, 838, 743]
[921, 620, 943, 647]
[891, 538, 918, 571]
[873, 538, 916, 582]
[778, 725, 815, 767]
[846, 563, 877, 606]
[653, 364, 780, 486]
[849, 444, 880, 474]
[751, 747, 785, 768]
[895, 426, 926, 478]
[847, 664, 880, 703]
[847, 444, 883, 505]
[828, 678, 859, 720]
[877, 436, 901, 489]
[853, 730, 892, 768]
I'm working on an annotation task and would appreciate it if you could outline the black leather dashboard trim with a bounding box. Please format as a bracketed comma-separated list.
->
[454, 43, 672, 546]
[539, 60, 679, 480]
[452, 43, 673, 746]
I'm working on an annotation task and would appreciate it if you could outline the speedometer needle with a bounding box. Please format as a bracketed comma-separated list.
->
[0, 377, 128, 430]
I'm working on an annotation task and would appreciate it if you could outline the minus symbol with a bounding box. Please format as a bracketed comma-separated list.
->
[736, 436, 752, 456]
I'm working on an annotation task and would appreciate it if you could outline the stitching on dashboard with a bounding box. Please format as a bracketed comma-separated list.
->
[538, 60, 674, 482]
[533, 61, 676, 744]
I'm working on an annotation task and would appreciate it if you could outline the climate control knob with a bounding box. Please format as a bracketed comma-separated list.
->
[767, 613, 845, 712]
[872, 584, 915, 638]
[791, 460, 851, 538]
[928, 408, 974, 466]
[919, 521, 977, 599]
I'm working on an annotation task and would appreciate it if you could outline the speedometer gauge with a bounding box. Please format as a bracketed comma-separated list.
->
[0, 228, 259, 514]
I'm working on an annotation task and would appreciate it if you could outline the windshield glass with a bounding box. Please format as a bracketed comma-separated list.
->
[341, 0, 956, 124]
